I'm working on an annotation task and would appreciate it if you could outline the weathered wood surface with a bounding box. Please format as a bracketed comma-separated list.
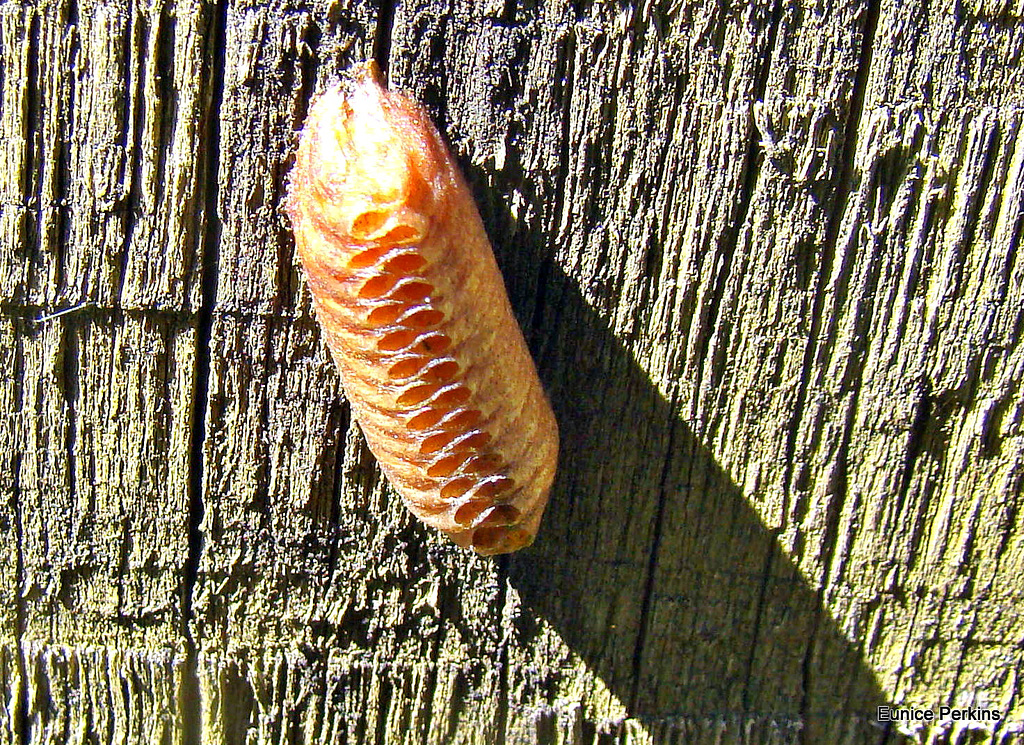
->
[2, 0, 1024, 742]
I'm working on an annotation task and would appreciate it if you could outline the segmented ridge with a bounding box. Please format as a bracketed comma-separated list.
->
[342, 235, 519, 533]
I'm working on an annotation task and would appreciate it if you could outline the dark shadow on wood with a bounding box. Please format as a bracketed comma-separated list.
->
[508, 260, 897, 742]
[461, 167, 901, 743]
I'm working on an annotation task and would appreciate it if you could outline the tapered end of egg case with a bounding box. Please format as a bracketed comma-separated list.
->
[449, 498, 548, 556]
[287, 64, 447, 245]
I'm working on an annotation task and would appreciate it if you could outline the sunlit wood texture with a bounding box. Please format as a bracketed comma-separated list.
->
[2, 1, 1023, 743]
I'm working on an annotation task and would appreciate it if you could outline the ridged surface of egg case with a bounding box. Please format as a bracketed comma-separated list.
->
[286, 63, 559, 555]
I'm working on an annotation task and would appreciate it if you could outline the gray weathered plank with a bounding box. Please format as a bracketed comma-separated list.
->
[3, 0, 1024, 742]
[1, 0, 212, 742]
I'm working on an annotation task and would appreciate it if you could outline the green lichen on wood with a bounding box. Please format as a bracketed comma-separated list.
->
[2, 0, 1023, 743]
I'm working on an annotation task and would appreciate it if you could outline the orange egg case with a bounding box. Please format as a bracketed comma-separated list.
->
[286, 62, 558, 555]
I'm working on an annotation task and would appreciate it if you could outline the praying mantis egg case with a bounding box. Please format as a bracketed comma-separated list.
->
[285, 62, 558, 555]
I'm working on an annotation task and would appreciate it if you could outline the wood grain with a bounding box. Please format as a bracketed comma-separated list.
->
[2, 0, 1023, 742]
